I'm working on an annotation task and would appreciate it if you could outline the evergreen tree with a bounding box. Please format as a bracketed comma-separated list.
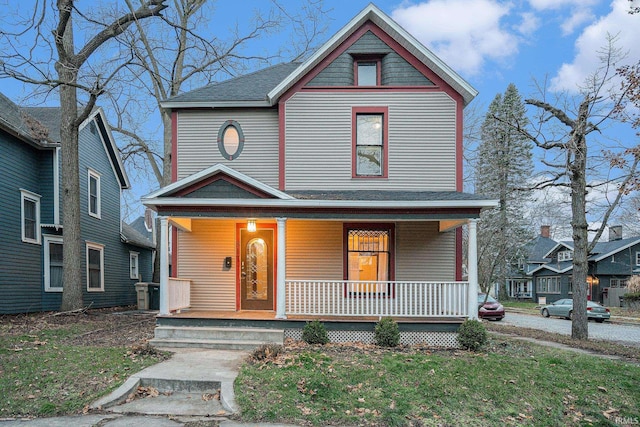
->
[476, 84, 534, 298]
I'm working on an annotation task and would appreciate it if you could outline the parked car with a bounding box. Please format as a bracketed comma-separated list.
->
[540, 299, 610, 323]
[478, 294, 505, 321]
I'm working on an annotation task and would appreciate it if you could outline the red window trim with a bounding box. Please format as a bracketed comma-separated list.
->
[352, 106, 389, 179]
[343, 223, 396, 298]
[353, 56, 382, 86]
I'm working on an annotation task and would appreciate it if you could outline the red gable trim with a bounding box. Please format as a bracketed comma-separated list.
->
[279, 21, 464, 105]
[172, 173, 278, 199]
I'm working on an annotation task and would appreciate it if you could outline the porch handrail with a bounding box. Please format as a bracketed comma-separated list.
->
[285, 280, 469, 318]
[168, 277, 191, 312]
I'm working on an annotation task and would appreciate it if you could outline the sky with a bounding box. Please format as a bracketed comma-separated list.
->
[2, 0, 640, 230]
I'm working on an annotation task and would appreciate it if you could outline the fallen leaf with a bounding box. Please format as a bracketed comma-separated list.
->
[597, 386, 607, 393]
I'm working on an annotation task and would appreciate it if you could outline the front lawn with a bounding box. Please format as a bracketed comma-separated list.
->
[0, 309, 167, 418]
[236, 338, 640, 427]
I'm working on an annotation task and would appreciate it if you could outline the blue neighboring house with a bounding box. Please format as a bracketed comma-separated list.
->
[0, 92, 154, 314]
[506, 225, 640, 307]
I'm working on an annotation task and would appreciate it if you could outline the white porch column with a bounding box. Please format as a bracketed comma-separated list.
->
[467, 219, 479, 320]
[276, 217, 287, 319]
[159, 216, 170, 315]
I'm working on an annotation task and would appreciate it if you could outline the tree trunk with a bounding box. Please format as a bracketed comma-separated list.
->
[569, 102, 590, 341]
[56, 30, 83, 311]
[161, 108, 172, 187]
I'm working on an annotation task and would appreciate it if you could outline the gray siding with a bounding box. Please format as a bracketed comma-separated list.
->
[177, 219, 237, 310]
[396, 222, 456, 282]
[177, 109, 279, 185]
[284, 92, 457, 191]
[307, 31, 433, 87]
[0, 132, 49, 313]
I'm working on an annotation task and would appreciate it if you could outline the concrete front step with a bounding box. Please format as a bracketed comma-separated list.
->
[150, 326, 284, 350]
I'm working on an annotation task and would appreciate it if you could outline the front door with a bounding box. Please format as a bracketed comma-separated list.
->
[240, 228, 274, 310]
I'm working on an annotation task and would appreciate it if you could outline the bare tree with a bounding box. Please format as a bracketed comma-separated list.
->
[109, 0, 329, 189]
[519, 39, 640, 340]
[1, 1, 168, 311]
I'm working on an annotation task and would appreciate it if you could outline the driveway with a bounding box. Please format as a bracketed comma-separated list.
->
[501, 312, 640, 348]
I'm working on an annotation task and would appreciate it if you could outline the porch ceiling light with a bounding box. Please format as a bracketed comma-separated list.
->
[247, 219, 257, 232]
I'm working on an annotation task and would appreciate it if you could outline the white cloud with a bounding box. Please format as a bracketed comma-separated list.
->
[517, 12, 540, 36]
[560, 9, 595, 35]
[550, 0, 640, 93]
[391, 0, 518, 76]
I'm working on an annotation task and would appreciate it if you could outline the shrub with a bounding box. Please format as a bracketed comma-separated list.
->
[374, 317, 400, 347]
[627, 275, 640, 293]
[302, 320, 329, 345]
[457, 319, 487, 351]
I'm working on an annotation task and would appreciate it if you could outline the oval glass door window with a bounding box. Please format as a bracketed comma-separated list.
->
[217, 120, 244, 160]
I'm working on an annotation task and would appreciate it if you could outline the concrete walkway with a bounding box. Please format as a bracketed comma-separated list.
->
[0, 347, 300, 427]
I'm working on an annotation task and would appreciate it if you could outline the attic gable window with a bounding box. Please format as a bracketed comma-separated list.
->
[217, 120, 245, 160]
[558, 250, 573, 262]
[352, 107, 388, 178]
[354, 58, 381, 86]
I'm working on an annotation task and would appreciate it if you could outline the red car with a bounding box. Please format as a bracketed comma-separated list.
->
[478, 294, 505, 321]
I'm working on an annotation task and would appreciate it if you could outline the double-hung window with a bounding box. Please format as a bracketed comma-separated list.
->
[44, 236, 63, 292]
[353, 107, 388, 178]
[86, 242, 104, 291]
[345, 224, 394, 296]
[21, 189, 41, 244]
[130, 251, 139, 280]
[88, 169, 101, 218]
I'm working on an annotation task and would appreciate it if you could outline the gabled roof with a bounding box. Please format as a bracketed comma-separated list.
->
[161, 4, 477, 110]
[145, 164, 294, 200]
[526, 235, 557, 264]
[0, 92, 58, 148]
[29, 107, 130, 190]
[268, 4, 477, 105]
[121, 221, 155, 249]
[590, 237, 640, 262]
[161, 62, 301, 108]
[543, 241, 574, 259]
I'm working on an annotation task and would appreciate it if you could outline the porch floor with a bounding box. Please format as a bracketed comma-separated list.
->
[160, 310, 465, 324]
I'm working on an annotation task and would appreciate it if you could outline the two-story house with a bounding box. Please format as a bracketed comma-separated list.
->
[0, 92, 154, 313]
[143, 4, 497, 347]
[506, 226, 640, 307]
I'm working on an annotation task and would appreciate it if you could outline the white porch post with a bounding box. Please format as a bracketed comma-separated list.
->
[276, 217, 287, 319]
[159, 216, 170, 315]
[468, 219, 479, 319]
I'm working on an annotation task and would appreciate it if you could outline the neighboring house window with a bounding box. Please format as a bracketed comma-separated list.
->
[536, 276, 561, 293]
[636, 252, 640, 266]
[44, 236, 64, 292]
[355, 59, 380, 86]
[88, 170, 101, 218]
[21, 190, 41, 244]
[86, 243, 104, 291]
[217, 120, 245, 160]
[130, 251, 139, 280]
[345, 224, 394, 296]
[557, 250, 573, 262]
[353, 107, 388, 178]
[568, 277, 573, 294]
[610, 278, 628, 288]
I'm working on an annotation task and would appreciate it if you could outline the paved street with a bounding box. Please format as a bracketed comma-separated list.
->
[502, 312, 640, 348]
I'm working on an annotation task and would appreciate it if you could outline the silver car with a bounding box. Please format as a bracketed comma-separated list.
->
[540, 298, 610, 323]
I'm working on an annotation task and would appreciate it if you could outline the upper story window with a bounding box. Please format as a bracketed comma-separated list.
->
[353, 107, 388, 178]
[21, 189, 41, 244]
[636, 252, 640, 266]
[557, 250, 573, 262]
[355, 60, 379, 86]
[88, 169, 101, 219]
[217, 120, 245, 160]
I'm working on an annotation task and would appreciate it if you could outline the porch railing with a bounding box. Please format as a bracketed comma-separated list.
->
[168, 277, 191, 312]
[285, 280, 469, 318]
